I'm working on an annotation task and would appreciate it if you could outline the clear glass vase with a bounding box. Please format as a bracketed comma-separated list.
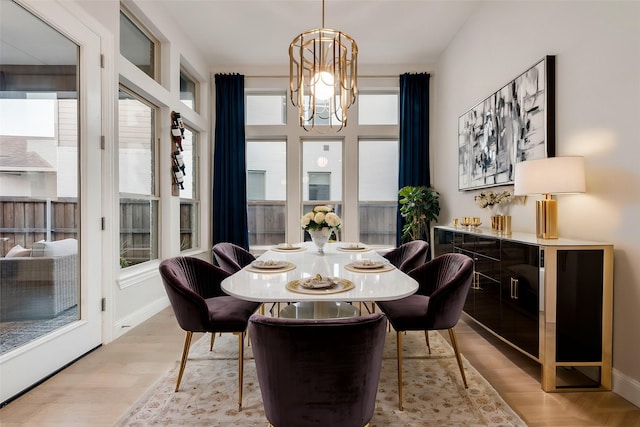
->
[308, 229, 330, 255]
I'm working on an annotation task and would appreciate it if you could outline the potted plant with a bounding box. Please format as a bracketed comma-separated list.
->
[399, 185, 440, 242]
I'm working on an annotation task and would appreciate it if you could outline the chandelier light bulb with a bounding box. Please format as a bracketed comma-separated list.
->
[311, 71, 335, 100]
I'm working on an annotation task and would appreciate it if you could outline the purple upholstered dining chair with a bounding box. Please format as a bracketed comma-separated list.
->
[376, 253, 474, 410]
[249, 313, 387, 427]
[212, 242, 256, 274]
[382, 239, 429, 273]
[159, 256, 261, 411]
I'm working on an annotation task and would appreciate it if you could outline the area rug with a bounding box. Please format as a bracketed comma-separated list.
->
[116, 329, 526, 426]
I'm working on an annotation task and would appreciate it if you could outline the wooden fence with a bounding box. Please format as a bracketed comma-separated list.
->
[0, 197, 78, 256]
[1, 198, 394, 258]
[0, 198, 194, 263]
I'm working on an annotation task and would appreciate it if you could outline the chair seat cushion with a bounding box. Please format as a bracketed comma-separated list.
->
[206, 296, 260, 332]
[376, 295, 430, 331]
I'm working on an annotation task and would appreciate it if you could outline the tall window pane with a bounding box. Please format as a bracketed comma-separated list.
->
[120, 10, 156, 80]
[302, 140, 343, 239]
[246, 140, 286, 245]
[0, 0, 80, 350]
[180, 69, 197, 111]
[359, 139, 399, 245]
[118, 87, 158, 266]
[179, 127, 199, 251]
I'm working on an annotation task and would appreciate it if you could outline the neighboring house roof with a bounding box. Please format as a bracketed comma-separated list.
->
[0, 135, 55, 170]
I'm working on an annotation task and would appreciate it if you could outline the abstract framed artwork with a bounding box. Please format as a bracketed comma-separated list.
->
[458, 55, 555, 191]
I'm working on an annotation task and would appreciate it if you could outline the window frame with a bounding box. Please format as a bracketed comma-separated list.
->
[179, 67, 199, 112]
[179, 125, 200, 252]
[119, 5, 160, 82]
[117, 85, 160, 268]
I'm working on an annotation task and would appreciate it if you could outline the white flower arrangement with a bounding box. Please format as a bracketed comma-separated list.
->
[474, 190, 513, 209]
[301, 205, 342, 234]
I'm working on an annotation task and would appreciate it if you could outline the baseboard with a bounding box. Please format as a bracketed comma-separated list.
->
[112, 296, 169, 340]
[613, 368, 640, 409]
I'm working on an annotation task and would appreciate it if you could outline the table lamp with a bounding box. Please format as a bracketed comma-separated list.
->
[514, 156, 585, 239]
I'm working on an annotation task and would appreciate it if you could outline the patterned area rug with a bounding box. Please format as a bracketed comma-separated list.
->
[117, 328, 526, 426]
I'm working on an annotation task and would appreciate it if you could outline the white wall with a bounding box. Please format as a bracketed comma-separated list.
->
[433, 0, 640, 406]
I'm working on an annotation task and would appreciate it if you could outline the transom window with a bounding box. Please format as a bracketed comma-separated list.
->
[120, 8, 159, 81]
[180, 69, 198, 111]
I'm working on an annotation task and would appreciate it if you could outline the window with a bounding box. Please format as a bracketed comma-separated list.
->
[246, 93, 287, 125]
[246, 140, 286, 246]
[118, 87, 158, 267]
[179, 126, 199, 251]
[247, 170, 266, 201]
[120, 9, 158, 80]
[302, 140, 343, 232]
[359, 139, 399, 245]
[308, 172, 330, 200]
[180, 69, 197, 111]
[245, 79, 399, 248]
[358, 93, 399, 125]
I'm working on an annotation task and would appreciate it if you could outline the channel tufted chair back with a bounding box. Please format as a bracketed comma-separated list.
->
[159, 256, 260, 411]
[249, 313, 387, 427]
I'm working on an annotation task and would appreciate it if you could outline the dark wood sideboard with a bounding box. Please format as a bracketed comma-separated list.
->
[433, 225, 613, 392]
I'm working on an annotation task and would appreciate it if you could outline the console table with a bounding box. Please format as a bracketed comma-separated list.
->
[433, 225, 613, 392]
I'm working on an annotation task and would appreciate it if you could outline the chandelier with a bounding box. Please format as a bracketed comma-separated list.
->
[289, 0, 358, 132]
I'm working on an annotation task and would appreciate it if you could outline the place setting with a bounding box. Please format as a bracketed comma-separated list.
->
[286, 273, 354, 295]
[245, 259, 296, 273]
[336, 242, 370, 252]
[344, 258, 395, 273]
[271, 242, 306, 253]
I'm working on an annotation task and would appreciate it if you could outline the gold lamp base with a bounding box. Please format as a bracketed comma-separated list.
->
[536, 194, 558, 239]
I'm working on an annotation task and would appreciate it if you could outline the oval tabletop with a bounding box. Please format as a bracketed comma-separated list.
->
[221, 242, 418, 303]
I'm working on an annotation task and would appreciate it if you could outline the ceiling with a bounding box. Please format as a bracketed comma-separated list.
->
[1, 0, 481, 69]
[156, 0, 481, 69]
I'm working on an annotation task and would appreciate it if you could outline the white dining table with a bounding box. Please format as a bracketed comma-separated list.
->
[221, 241, 419, 318]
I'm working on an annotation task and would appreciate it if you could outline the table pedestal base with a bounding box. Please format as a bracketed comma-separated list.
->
[279, 301, 360, 319]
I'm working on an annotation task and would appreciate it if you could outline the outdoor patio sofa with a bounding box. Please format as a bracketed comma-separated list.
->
[0, 239, 78, 322]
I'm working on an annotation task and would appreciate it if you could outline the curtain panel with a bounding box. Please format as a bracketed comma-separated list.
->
[397, 72, 431, 245]
[212, 73, 249, 249]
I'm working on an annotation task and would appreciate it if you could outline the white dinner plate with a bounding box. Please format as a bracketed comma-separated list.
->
[337, 243, 369, 252]
[251, 260, 289, 270]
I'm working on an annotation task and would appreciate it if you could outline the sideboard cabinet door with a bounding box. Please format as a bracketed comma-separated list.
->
[501, 241, 540, 359]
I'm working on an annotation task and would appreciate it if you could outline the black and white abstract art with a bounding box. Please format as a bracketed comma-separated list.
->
[458, 56, 555, 191]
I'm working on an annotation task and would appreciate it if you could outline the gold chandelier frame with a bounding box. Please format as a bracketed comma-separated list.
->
[289, 0, 358, 132]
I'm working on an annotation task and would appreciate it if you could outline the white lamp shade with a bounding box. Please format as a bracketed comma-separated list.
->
[514, 156, 586, 195]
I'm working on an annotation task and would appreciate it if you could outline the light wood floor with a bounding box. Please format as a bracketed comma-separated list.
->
[1, 307, 639, 426]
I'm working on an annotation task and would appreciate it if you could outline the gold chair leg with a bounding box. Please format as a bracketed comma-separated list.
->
[448, 328, 468, 388]
[397, 331, 404, 411]
[176, 331, 193, 392]
[210, 332, 216, 351]
[261, 303, 265, 315]
[236, 331, 245, 411]
[425, 330, 431, 354]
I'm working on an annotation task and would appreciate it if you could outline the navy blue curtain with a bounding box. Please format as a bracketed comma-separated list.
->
[397, 72, 431, 246]
[212, 74, 249, 249]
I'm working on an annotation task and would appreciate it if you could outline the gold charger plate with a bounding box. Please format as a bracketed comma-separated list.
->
[286, 278, 355, 295]
[344, 263, 395, 273]
[336, 244, 370, 252]
[245, 261, 296, 273]
[271, 244, 306, 253]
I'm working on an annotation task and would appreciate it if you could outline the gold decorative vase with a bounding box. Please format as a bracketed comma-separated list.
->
[491, 215, 511, 234]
